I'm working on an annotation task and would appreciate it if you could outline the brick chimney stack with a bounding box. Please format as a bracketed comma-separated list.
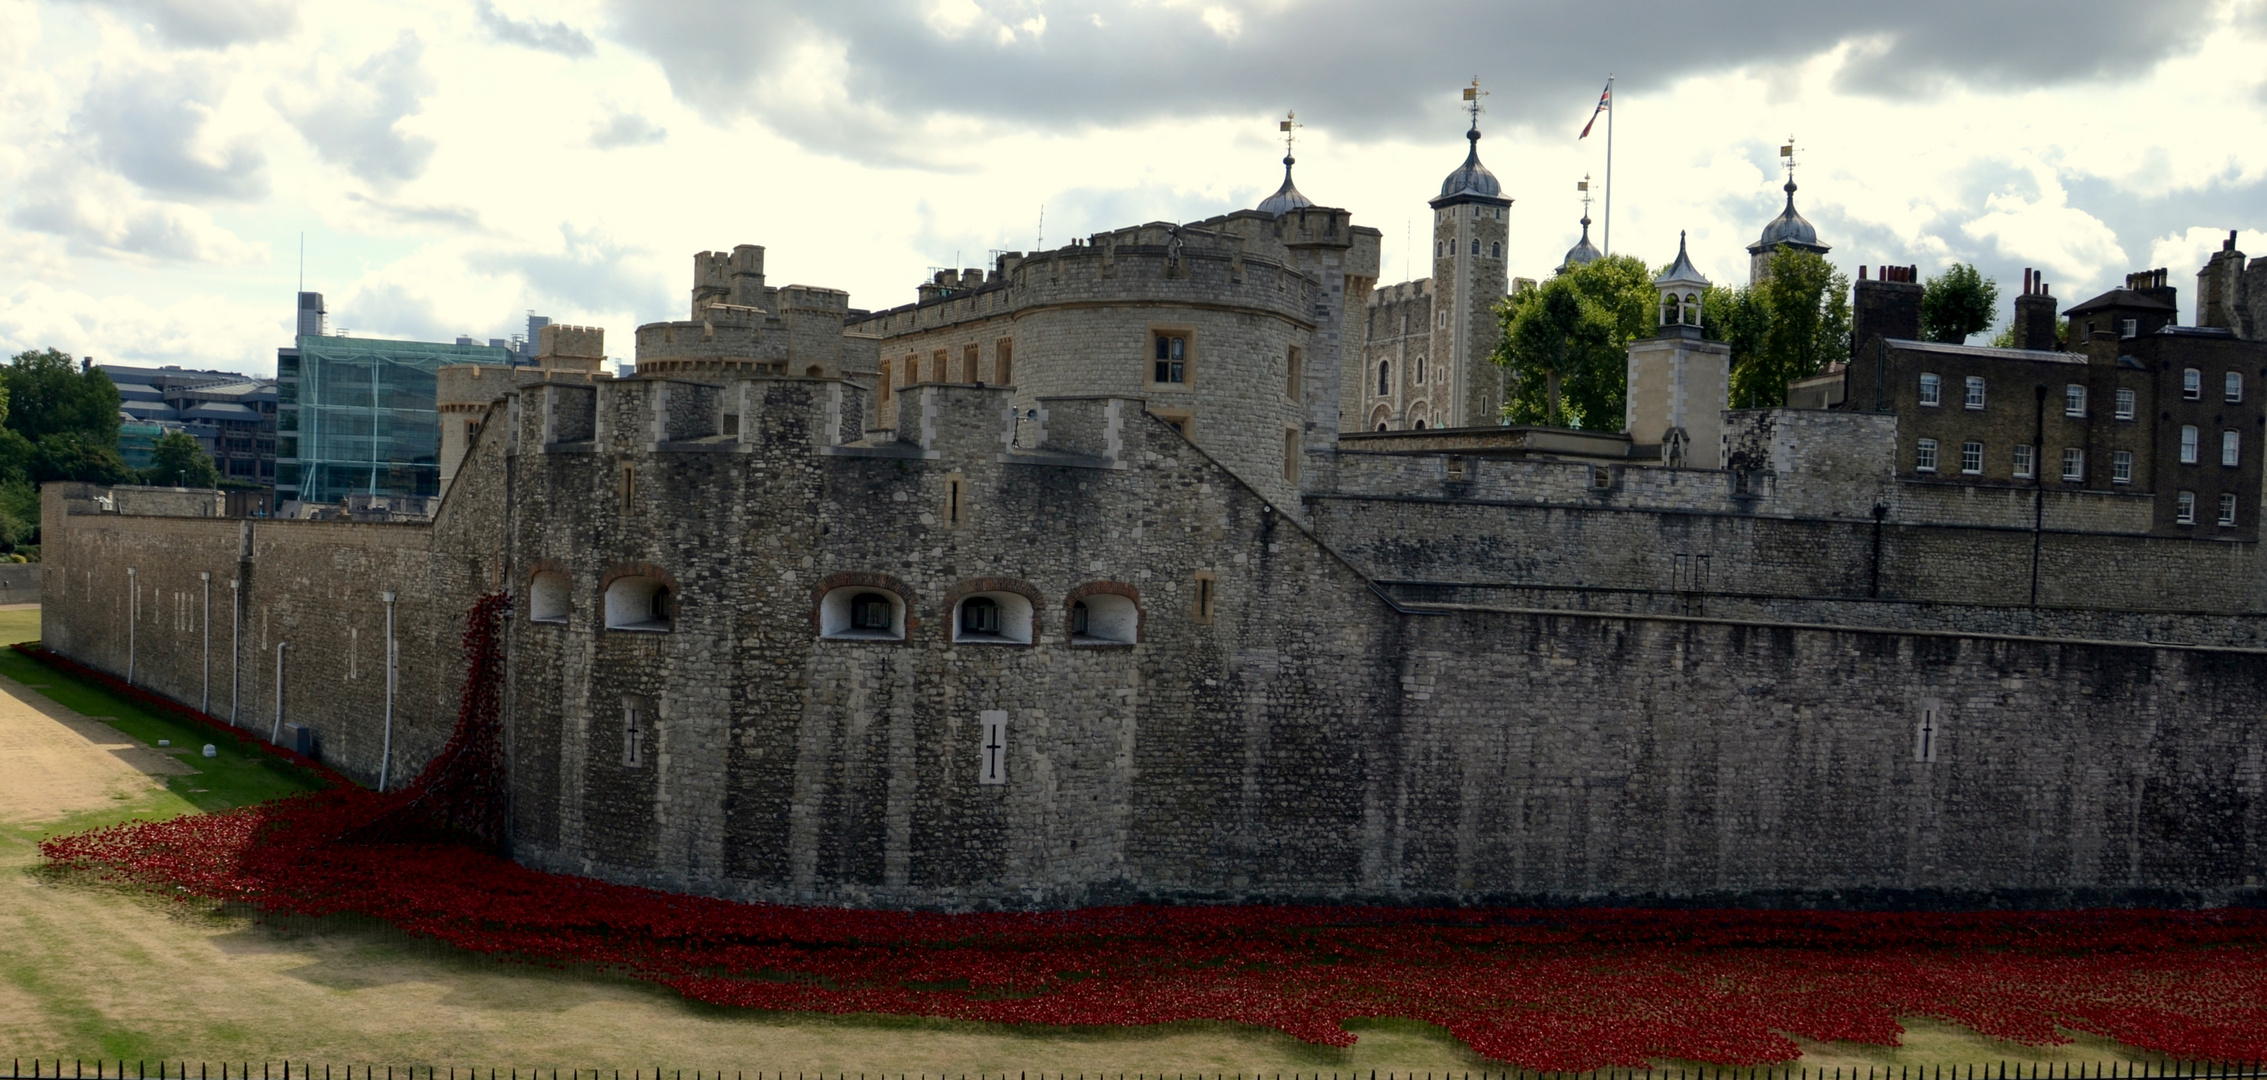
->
[2012, 267, 2060, 351]
[2127, 267, 2177, 312]
[1851, 263, 1923, 358]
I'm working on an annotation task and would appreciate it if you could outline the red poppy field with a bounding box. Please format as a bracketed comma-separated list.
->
[27, 601, 2267, 1072]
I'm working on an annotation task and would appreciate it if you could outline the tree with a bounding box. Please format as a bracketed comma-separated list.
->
[1709, 249, 1850, 409]
[143, 431, 221, 488]
[1921, 263, 2000, 344]
[1493, 254, 1654, 430]
[29, 431, 131, 486]
[5, 348, 119, 446]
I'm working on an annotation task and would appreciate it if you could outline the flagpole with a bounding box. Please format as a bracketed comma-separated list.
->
[1603, 74, 1614, 257]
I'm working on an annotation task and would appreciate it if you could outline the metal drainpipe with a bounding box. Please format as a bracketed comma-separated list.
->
[126, 567, 136, 685]
[199, 572, 211, 714]
[2030, 383, 2048, 609]
[227, 579, 240, 724]
[378, 591, 397, 791]
[271, 641, 287, 744]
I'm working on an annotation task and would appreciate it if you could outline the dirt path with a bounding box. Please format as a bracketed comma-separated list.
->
[0, 674, 191, 825]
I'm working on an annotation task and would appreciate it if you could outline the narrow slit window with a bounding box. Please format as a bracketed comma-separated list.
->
[995, 339, 1014, 385]
[1192, 571, 1216, 624]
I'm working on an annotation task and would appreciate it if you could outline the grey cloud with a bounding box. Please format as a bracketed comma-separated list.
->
[469, 227, 672, 318]
[590, 112, 667, 149]
[73, 60, 268, 201]
[606, 0, 2217, 161]
[343, 192, 485, 230]
[11, 166, 257, 263]
[476, 1, 596, 57]
[78, 0, 298, 48]
[272, 33, 435, 186]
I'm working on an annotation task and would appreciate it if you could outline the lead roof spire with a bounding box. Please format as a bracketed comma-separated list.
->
[1435, 79, 1506, 203]
[1256, 109, 1315, 216]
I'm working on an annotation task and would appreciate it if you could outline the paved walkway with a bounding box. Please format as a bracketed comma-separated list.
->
[0, 667, 189, 825]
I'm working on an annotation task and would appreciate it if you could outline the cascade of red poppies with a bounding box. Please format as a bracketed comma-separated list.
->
[32, 596, 2267, 1071]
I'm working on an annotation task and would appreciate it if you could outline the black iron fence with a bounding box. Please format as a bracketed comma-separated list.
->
[4, 1066, 2266, 1080]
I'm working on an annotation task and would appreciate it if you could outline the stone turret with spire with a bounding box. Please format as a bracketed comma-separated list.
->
[1626, 231, 1730, 469]
[1748, 136, 1831, 284]
[1256, 110, 1315, 216]
[1423, 79, 1513, 429]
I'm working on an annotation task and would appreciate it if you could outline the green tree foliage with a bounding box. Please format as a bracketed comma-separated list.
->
[1706, 249, 1851, 409]
[142, 430, 221, 488]
[1493, 254, 1654, 430]
[1921, 263, 2001, 344]
[5, 348, 120, 445]
[30, 431, 131, 485]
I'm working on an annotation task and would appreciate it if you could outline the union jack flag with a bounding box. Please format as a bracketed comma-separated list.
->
[1579, 82, 1611, 139]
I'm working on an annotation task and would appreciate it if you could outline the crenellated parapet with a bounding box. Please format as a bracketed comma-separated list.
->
[637, 245, 877, 382]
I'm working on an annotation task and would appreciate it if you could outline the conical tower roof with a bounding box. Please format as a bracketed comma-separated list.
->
[1558, 215, 1602, 274]
[1256, 154, 1315, 216]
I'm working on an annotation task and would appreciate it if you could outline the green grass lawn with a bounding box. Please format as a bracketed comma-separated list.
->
[0, 604, 41, 646]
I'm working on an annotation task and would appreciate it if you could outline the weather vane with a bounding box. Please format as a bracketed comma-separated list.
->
[1462, 78, 1488, 127]
[1279, 110, 1301, 157]
[1780, 135, 1798, 182]
[1578, 175, 1593, 215]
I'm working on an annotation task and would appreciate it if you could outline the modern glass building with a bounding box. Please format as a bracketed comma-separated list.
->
[275, 329, 513, 506]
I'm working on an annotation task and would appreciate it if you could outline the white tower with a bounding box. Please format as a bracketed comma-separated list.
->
[1625, 232, 1730, 469]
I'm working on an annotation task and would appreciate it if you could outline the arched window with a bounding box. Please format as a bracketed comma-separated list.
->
[1377, 361, 1390, 396]
[1413, 419, 1427, 430]
[1470, 238, 1479, 255]
[604, 575, 672, 632]
[819, 585, 906, 641]
[1684, 292, 1700, 325]
[1416, 355, 1426, 384]
[1377, 422, 1389, 431]
[1435, 240, 1443, 258]
[529, 570, 570, 624]
[1069, 593, 1138, 646]
[805, 365, 823, 377]
[953, 590, 1034, 645]
[1491, 242, 1501, 259]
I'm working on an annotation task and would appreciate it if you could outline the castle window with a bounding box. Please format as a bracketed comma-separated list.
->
[1377, 422, 1388, 431]
[819, 586, 905, 641]
[2184, 368, 2202, 399]
[2177, 490, 2197, 524]
[2064, 384, 2087, 417]
[1416, 355, 1426, 384]
[944, 472, 966, 528]
[619, 465, 635, 512]
[1490, 242, 1501, 259]
[1914, 701, 1942, 764]
[1191, 571, 1216, 624]
[1069, 592, 1138, 646]
[1377, 361, 1390, 396]
[931, 350, 948, 383]
[2013, 444, 2035, 479]
[1149, 330, 1191, 387]
[529, 570, 571, 624]
[962, 344, 979, 382]
[2180, 425, 2199, 464]
[1284, 428, 1301, 483]
[1286, 347, 1302, 400]
[2220, 492, 2238, 526]
[2112, 450, 2133, 484]
[622, 696, 650, 768]
[1918, 373, 1940, 406]
[1435, 240, 1443, 258]
[604, 575, 672, 632]
[996, 338, 1013, 385]
[903, 355, 917, 386]
[1964, 376, 1986, 410]
[2061, 447, 2085, 482]
[1915, 438, 1937, 473]
[1960, 442, 1982, 474]
[1413, 419, 1427, 430]
[1469, 238, 1479, 255]
[2115, 387, 2134, 419]
[2223, 429, 2241, 467]
[2226, 371, 2243, 403]
[953, 591, 1033, 645]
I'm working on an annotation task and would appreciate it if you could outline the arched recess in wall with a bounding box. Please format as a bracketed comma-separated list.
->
[1065, 581, 1140, 646]
[943, 577, 1041, 646]
[528, 560, 572, 624]
[1368, 404, 1391, 431]
[600, 563, 677, 632]
[812, 571, 915, 642]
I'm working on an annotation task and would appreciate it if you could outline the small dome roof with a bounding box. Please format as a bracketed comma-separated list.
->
[1256, 156, 1315, 216]
[1438, 128, 1502, 200]
[1558, 216, 1602, 273]
[1750, 181, 1826, 253]
[1655, 231, 1710, 290]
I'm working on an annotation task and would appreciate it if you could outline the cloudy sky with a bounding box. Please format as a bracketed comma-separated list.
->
[3, 0, 2265, 375]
